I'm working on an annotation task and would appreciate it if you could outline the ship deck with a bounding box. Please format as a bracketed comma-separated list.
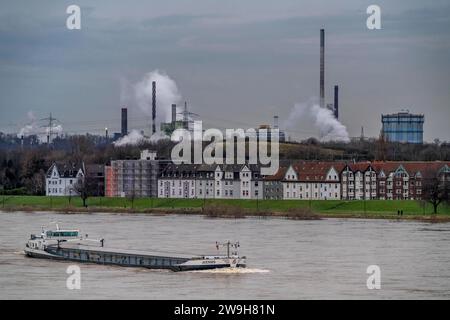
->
[55, 242, 201, 260]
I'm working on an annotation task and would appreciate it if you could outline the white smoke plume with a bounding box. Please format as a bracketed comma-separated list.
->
[134, 70, 182, 129]
[284, 101, 350, 142]
[113, 129, 150, 147]
[17, 111, 63, 142]
[17, 111, 37, 138]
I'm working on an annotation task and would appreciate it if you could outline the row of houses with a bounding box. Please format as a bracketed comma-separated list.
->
[279, 161, 450, 201]
[157, 161, 450, 201]
[46, 150, 450, 201]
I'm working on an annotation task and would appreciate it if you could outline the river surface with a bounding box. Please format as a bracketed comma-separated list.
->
[1, 211, 450, 299]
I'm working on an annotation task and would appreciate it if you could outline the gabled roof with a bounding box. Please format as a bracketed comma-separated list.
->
[47, 162, 84, 179]
[289, 161, 341, 182]
[372, 161, 450, 177]
[264, 166, 287, 181]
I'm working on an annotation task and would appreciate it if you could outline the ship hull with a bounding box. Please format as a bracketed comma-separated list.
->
[24, 246, 246, 272]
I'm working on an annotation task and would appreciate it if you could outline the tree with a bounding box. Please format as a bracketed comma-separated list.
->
[73, 174, 96, 208]
[421, 170, 450, 214]
[127, 187, 137, 209]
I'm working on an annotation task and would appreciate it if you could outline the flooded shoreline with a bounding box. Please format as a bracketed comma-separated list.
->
[1, 206, 449, 223]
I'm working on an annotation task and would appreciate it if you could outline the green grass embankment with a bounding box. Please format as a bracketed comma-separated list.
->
[1, 195, 449, 221]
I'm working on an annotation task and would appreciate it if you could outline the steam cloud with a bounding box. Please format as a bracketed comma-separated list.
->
[17, 111, 37, 138]
[284, 101, 350, 142]
[134, 70, 181, 127]
[115, 70, 182, 146]
[17, 111, 63, 142]
[113, 129, 149, 147]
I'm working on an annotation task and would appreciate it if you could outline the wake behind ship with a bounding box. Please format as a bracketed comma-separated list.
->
[24, 225, 246, 272]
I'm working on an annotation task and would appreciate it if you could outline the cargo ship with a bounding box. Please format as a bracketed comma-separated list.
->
[24, 224, 246, 272]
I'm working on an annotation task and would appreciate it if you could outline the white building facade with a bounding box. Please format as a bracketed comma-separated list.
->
[282, 162, 341, 200]
[46, 163, 84, 196]
[157, 164, 261, 199]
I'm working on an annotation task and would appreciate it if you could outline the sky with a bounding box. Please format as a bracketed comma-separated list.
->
[0, 0, 449, 142]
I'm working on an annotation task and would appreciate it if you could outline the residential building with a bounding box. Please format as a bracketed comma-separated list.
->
[85, 164, 105, 197]
[46, 162, 84, 196]
[281, 162, 342, 200]
[263, 167, 286, 200]
[157, 163, 262, 199]
[105, 150, 163, 198]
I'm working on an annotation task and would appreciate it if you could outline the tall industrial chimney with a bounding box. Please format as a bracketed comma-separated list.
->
[334, 85, 339, 119]
[320, 29, 325, 109]
[273, 115, 279, 129]
[121, 108, 128, 136]
[171, 104, 177, 123]
[152, 81, 156, 134]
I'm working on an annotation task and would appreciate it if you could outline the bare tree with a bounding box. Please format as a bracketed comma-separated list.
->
[73, 175, 96, 208]
[127, 187, 137, 209]
[421, 170, 450, 214]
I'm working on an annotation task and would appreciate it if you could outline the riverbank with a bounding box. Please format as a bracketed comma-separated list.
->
[1, 196, 449, 222]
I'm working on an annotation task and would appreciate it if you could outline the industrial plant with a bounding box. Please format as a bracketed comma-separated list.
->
[320, 29, 340, 120]
[381, 111, 425, 144]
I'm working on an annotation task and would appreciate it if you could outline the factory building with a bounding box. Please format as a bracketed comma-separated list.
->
[160, 104, 188, 136]
[381, 111, 424, 144]
[160, 102, 198, 136]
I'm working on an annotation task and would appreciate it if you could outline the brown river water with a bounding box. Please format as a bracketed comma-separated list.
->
[0, 211, 449, 299]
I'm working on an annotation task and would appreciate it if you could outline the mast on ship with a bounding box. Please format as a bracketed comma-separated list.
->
[215, 241, 240, 258]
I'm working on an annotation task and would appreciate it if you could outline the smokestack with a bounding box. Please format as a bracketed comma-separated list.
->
[171, 104, 177, 123]
[334, 85, 339, 119]
[274, 115, 279, 129]
[121, 108, 128, 136]
[320, 29, 325, 109]
[152, 81, 156, 134]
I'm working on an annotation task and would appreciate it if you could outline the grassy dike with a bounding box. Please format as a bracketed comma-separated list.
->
[1, 195, 450, 222]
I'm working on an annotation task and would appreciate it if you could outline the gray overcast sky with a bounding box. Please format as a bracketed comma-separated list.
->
[1, 0, 449, 142]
